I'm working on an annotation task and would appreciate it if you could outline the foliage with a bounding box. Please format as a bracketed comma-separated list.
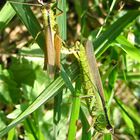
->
[0, 0, 140, 139]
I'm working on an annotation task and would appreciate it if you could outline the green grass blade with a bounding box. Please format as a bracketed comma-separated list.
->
[96, 0, 117, 38]
[53, 92, 62, 124]
[9, 0, 45, 50]
[80, 107, 91, 140]
[115, 35, 140, 62]
[114, 97, 140, 126]
[61, 66, 80, 139]
[7, 128, 17, 140]
[0, 2, 16, 31]
[57, 0, 67, 40]
[93, 10, 140, 57]
[0, 76, 64, 138]
[119, 73, 140, 81]
[114, 97, 140, 139]
[0, 64, 78, 138]
[103, 133, 113, 140]
[67, 77, 81, 140]
[61, 66, 75, 94]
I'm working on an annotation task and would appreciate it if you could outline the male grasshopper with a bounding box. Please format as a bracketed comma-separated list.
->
[9, 0, 63, 79]
[39, 0, 62, 79]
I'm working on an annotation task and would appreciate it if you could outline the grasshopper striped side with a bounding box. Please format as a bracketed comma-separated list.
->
[76, 41, 113, 133]
[77, 43, 97, 117]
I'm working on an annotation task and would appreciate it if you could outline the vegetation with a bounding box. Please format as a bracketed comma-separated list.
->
[0, 0, 140, 139]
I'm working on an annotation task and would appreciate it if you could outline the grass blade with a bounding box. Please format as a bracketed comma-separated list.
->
[0, 63, 78, 138]
[9, 0, 45, 50]
[0, 2, 16, 31]
[67, 77, 81, 140]
[115, 35, 140, 62]
[93, 10, 140, 57]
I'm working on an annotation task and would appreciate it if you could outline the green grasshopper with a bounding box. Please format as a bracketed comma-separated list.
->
[9, 0, 63, 79]
[75, 40, 113, 133]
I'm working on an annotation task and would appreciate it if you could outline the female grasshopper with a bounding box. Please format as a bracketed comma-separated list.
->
[75, 40, 113, 133]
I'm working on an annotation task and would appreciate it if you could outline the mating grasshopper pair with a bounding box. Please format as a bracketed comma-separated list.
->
[9, 0, 113, 133]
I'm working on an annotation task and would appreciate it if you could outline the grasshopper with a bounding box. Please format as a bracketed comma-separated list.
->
[75, 40, 113, 133]
[39, 0, 63, 79]
[9, 0, 63, 79]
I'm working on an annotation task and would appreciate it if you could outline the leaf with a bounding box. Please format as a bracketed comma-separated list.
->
[103, 133, 113, 140]
[80, 106, 91, 140]
[0, 111, 6, 131]
[67, 77, 81, 140]
[9, 0, 45, 50]
[10, 57, 36, 87]
[115, 35, 140, 62]
[114, 97, 140, 126]
[57, 0, 67, 40]
[7, 128, 17, 140]
[0, 2, 16, 31]
[93, 10, 140, 57]
[0, 63, 78, 138]
[0, 67, 20, 104]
